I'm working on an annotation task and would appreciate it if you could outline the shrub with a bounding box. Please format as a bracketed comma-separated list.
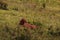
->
[12, 7, 18, 11]
[0, 1, 8, 10]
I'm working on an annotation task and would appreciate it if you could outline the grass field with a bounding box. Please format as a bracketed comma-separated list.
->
[0, 0, 60, 40]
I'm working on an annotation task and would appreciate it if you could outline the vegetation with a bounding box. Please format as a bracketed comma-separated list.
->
[0, 0, 60, 40]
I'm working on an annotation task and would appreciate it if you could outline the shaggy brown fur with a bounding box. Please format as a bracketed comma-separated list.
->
[19, 18, 37, 29]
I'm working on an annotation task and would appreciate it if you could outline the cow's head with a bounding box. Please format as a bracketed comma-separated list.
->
[19, 18, 27, 25]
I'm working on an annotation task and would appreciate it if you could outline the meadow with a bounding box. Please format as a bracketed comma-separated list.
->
[0, 0, 60, 40]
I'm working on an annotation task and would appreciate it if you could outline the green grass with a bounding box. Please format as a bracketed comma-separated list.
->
[0, 0, 60, 40]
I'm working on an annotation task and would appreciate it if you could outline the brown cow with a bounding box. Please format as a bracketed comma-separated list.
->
[19, 18, 37, 29]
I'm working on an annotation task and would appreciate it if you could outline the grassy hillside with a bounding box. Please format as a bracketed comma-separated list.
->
[0, 0, 60, 40]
